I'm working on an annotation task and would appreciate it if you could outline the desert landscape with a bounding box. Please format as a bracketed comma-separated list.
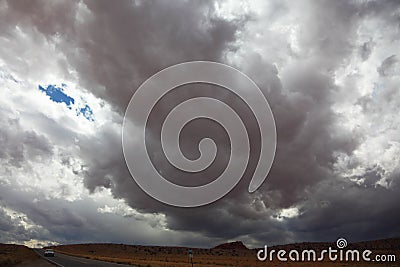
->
[0, 244, 51, 267]
[43, 238, 400, 267]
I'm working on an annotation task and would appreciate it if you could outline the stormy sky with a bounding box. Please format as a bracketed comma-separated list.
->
[0, 0, 400, 248]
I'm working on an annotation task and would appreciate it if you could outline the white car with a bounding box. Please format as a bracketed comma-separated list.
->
[44, 249, 55, 257]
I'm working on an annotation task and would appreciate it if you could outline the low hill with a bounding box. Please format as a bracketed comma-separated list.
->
[213, 241, 248, 250]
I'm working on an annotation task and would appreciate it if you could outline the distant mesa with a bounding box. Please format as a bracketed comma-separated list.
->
[213, 241, 248, 250]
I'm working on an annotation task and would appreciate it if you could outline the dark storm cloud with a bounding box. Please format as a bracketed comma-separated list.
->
[377, 55, 398, 76]
[257, 0, 400, 244]
[0, 208, 14, 232]
[39, 0, 238, 114]
[290, 175, 400, 242]
[1, 0, 400, 247]
[0, 202, 50, 244]
[142, 0, 400, 245]
[0, 113, 53, 168]
[359, 40, 374, 61]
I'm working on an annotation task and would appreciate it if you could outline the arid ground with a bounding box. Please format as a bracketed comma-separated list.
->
[0, 244, 52, 267]
[46, 238, 400, 267]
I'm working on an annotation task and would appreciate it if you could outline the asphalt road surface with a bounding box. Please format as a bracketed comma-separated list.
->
[34, 249, 134, 267]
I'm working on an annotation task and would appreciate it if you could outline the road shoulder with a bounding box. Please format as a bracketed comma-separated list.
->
[15, 258, 55, 267]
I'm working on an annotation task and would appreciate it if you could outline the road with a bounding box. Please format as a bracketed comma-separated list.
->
[34, 249, 134, 267]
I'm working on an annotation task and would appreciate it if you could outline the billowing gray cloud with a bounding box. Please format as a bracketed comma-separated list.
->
[0, 112, 53, 168]
[0, 0, 399, 248]
[359, 40, 374, 61]
[377, 55, 398, 76]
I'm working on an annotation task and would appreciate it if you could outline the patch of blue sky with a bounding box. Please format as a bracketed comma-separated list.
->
[38, 84, 95, 121]
[77, 104, 94, 121]
[38, 84, 75, 109]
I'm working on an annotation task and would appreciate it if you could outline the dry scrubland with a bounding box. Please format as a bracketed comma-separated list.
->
[49, 239, 400, 267]
[0, 244, 40, 266]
